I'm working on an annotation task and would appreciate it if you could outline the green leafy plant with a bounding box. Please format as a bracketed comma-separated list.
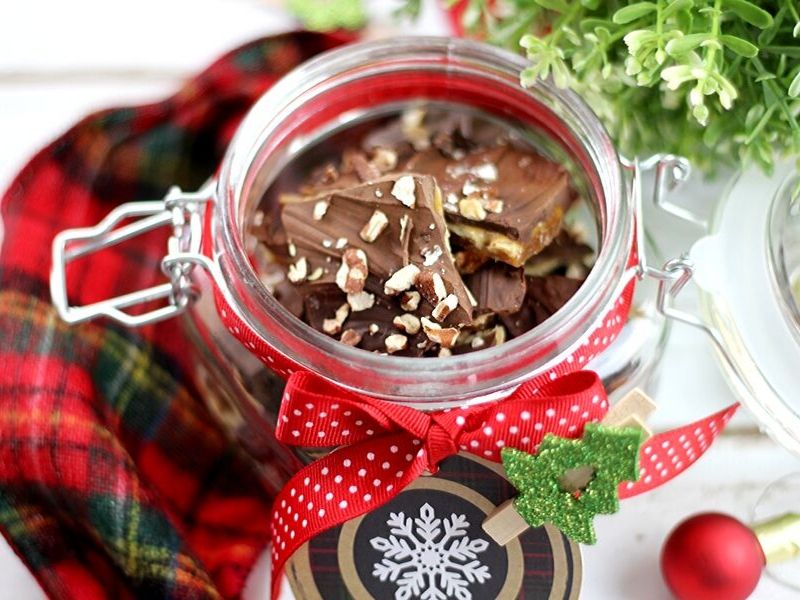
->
[432, 0, 800, 174]
[287, 0, 366, 32]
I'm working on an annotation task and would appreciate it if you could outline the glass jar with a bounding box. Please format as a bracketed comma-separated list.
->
[51, 37, 685, 489]
[689, 161, 800, 454]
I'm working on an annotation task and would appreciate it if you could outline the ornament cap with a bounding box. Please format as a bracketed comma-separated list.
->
[753, 513, 800, 564]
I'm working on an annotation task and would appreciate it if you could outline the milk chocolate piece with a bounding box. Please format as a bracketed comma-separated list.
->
[465, 262, 526, 315]
[403, 145, 575, 267]
[501, 276, 584, 337]
[281, 175, 473, 327]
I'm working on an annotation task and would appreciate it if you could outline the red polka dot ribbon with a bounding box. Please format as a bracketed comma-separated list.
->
[268, 368, 738, 597]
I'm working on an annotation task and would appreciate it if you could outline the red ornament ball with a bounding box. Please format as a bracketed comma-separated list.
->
[661, 513, 765, 600]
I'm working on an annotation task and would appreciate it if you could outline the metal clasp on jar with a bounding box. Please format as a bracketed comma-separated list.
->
[50, 182, 217, 326]
[626, 154, 738, 372]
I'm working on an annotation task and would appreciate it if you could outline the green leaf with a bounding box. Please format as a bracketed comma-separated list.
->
[675, 9, 693, 32]
[794, 22, 800, 38]
[719, 35, 759, 57]
[763, 46, 800, 59]
[533, 0, 568, 12]
[665, 33, 710, 55]
[789, 72, 800, 98]
[612, 2, 657, 24]
[579, 18, 614, 32]
[722, 0, 774, 29]
[662, 0, 693, 19]
[581, 0, 601, 9]
[744, 104, 766, 129]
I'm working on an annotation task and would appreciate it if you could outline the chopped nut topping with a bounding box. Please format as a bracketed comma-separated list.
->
[371, 147, 398, 172]
[391, 175, 417, 208]
[420, 317, 459, 348]
[287, 257, 308, 283]
[393, 313, 421, 335]
[473, 163, 498, 181]
[445, 192, 459, 205]
[347, 291, 375, 312]
[471, 312, 494, 330]
[335, 237, 349, 249]
[319, 164, 338, 184]
[307, 266, 324, 281]
[323, 303, 350, 335]
[422, 245, 443, 267]
[375, 189, 384, 198]
[359, 210, 389, 243]
[384, 264, 421, 296]
[399, 290, 421, 312]
[482, 198, 504, 214]
[288, 242, 297, 257]
[471, 336, 486, 349]
[401, 108, 430, 151]
[368, 323, 380, 335]
[340, 329, 362, 346]
[462, 180, 484, 196]
[415, 270, 448, 304]
[322, 239, 334, 248]
[431, 294, 458, 322]
[438, 347, 452, 357]
[313, 200, 329, 221]
[458, 197, 487, 221]
[253, 210, 265, 227]
[385, 333, 409, 354]
[432, 273, 447, 301]
[347, 151, 381, 181]
[335, 248, 368, 294]
[493, 325, 507, 346]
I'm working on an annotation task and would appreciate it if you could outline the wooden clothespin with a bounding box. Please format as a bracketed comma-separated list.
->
[482, 388, 657, 546]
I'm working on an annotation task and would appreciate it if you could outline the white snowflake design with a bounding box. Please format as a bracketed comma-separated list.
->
[370, 502, 491, 600]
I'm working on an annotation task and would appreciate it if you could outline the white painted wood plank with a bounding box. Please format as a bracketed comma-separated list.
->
[0, 540, 45, 600]
[0, 0, 294, 75]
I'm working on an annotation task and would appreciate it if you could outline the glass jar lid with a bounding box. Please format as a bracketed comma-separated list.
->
[690, 161, 800, 453]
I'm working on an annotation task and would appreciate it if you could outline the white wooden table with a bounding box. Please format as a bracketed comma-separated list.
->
[1, 1, 798, 598]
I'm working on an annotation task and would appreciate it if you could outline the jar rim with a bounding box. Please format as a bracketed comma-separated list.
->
[214, 36, 631, 405]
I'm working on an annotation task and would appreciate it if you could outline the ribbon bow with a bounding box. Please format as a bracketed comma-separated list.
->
[269, 369, 609, 597]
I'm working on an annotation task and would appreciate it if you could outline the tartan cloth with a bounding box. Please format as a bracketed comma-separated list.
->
[0, 31, 347, 599]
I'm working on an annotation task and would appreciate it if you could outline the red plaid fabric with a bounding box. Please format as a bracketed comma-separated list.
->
[0, 32, 347, 599]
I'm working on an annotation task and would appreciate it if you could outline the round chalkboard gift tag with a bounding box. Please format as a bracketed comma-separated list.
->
[286, 454, 581, 599]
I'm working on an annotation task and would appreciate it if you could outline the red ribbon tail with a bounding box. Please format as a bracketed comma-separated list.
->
[619, 403, 739, 498]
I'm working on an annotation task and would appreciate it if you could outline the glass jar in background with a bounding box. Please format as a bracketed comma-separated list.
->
[689, 162, 800, 454]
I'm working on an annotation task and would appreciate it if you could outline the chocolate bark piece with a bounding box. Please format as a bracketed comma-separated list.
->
[465, 262, 526, 315]
[281, 174, 474, 327]
[501, 276, 584, 337]
[525, 229, 595, 278]
[257, 261, 305, 318]
[403, 145, 576, 267]
[303, 282, 433, 356]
